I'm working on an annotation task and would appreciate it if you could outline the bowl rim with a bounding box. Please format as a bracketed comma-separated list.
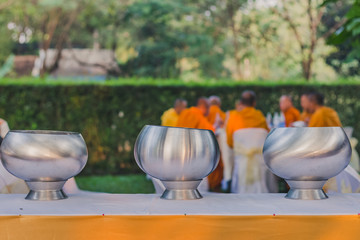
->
[272, 126, 343, 130]
[8, 130, 80, 135]
[144, 124, 213, 133]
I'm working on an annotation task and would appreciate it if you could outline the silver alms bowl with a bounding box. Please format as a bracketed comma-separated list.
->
[134, 125, 220, 200]
[0, 130, 88, 200]
[263, 127, 351, 200]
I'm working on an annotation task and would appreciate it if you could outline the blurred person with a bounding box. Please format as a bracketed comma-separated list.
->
[207, 96, 230, 193]
[177, 97, 222, 191]
[224, 100, 242, 123]
[235, 100, 242, 112]
[305, 92, 360, 194]
[207, 96, 226, 128]
[279, 95, 300, 127]
[220, 99, 243, 192]
[0, 118, 9, 144]
[206, 96, 227, 192]
[176, 97, 214, 131]
[305, 93, 358, 194]
[300, 93, 313, 125]
[225, 91, 272, 193]
[307, 92, 342, 127]
[226, 90, 269, 148]
[161, 98, 187, 127]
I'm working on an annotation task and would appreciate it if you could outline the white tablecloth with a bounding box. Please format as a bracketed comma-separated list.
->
[1, 192, 360, 216]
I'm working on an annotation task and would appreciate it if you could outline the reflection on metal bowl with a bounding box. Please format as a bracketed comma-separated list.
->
[263, 127, 351, 200]
[134, 125, 220, 200]
[0, 130, 88, 200]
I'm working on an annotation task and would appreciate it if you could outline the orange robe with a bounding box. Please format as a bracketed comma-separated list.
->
[161, 108, 179, 127]
[283, 106, 300, 127]
[176, 107, 215, 131]
[207, 105, 226, 125]
[226, 107, 269, 148]
[308, 106, 342, 127]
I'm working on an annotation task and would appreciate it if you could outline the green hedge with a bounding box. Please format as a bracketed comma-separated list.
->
[0, 84, 359, 175]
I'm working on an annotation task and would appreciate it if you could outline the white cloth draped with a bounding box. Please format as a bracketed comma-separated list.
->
[231, 128, 270, 193]
[344, 127, 360, 172]
[216, 128, 233, 182]
[325, 165, 360, 194]
[349, 137, 360, 172]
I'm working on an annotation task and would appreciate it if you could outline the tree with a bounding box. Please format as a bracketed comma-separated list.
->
[271, 0, 346, 81]
[3, 0, 82, 75]
[120, 0, 229, 79]
[1, 0, 352, 81]
[119, 0, 184, 78]
[4, 0, 126, 76]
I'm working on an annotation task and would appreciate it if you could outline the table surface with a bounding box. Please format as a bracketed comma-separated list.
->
[1, 192, 360, 216]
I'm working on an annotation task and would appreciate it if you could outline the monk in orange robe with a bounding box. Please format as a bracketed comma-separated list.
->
[307, 92, 342, 127]
[176, 97, 214, 131]
[207, 96, 226, 127]
[279, 95, 300, 127]
[161, 99, 187, 127]
[224, 100, 242, 123]
[177, 97, 222, 191]
[300, 94, 313, 125]
[226, 91, 269, 148]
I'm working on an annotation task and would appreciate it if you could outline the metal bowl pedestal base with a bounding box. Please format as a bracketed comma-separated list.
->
[25, 181, 68, 200]
[285, 180, 328, 200]
[161, 180, 202, 200]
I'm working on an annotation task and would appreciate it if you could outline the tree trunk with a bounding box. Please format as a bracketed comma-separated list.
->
[302, 59, 311, 81]
[40, 9, 62, 77]
[48, 8, 80, 73]
[305, 0, 316, 81]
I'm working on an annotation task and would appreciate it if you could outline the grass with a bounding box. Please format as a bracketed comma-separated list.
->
[75, 174, 289, 194]
[75, 174, 155, 194]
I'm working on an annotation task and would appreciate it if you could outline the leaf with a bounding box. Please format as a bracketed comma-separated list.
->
[346, 6, 360, 19]
[352, 25, 360, 36]
[346, 18, 360, 31]
[320, 0, 338, 7]
[346, 48, 360, 60]
[327, 27, 352, 45]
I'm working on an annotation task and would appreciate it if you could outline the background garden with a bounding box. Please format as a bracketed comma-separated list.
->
[0, 81, 359, 193]
[1, 0, 359, 81]
[0, 0, 360, 193]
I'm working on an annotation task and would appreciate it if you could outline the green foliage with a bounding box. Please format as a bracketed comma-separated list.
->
[0, 14, 15, 66]
[39, 0, 77, 10]
[120, 0, 227, 79]
[1, 81, 360, 174]
[2, 0, 353, 80]
[327, 0, 360, 59]
[76, 174, 155, 193]
[2, 76, 360, 86]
